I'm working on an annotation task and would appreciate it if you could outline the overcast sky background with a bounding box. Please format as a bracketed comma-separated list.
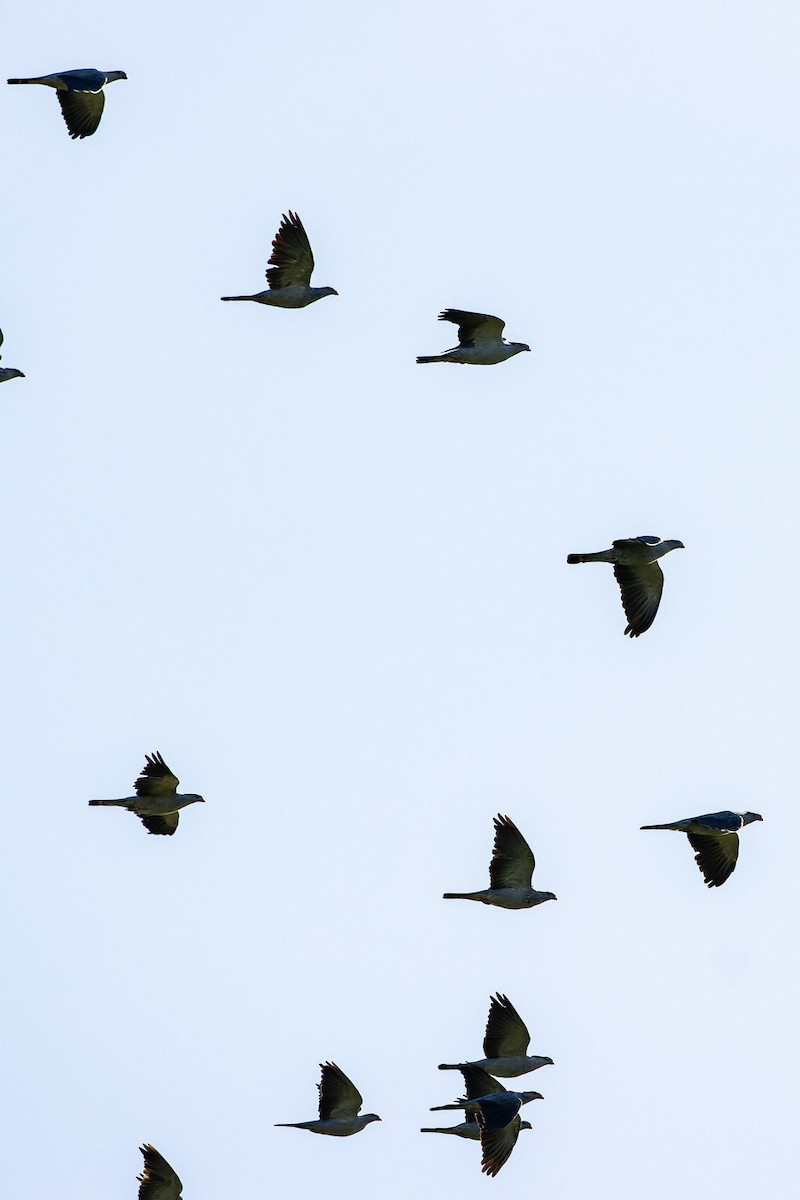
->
[2, 2, 798, 1196]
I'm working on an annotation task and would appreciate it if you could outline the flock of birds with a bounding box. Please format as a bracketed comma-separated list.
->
[6, 63, 766, 1197]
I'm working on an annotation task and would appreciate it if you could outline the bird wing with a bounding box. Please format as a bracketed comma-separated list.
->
[489, 815, 535, 889]
[439, 309, 505, 348]
[474, 1097, 522, 1177]
[687, 832, 740, 888]
[138, 812, 180, 836]
[134, 752, 180, 798]
[459, 1066, 506, 1099]
[318, 1062, 363, 1120]
[266, 211, 315, 290]
[613, 561, 664, 637]
[0, 328, 4, 353]
[484, 993, 530, 1058]
[57, 89, 105, 138]
[137, 1145, 182, 1200]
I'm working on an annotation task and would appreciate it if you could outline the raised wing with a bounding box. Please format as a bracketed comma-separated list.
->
[439, 309, 505, 347]
[613, 561, 664, 637]
[57, 89, 104, 138]
[138, 1144, 183, 1200]
[138, 812, 180, 837]
[318, 1062, 363, 1120]
[459, 1065, 506, 1100]
[266, 211, 315, 290]
[134, 752, 179, 798]
[687, 832, 740, 888]
[489, 815, 535, 889]
[484, 993, 530, 1059]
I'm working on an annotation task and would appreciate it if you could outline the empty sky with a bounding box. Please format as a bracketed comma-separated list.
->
[2, 2, 799, 1197]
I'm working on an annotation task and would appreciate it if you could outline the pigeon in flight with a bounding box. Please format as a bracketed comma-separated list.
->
[0, 329, 24, 383]
[221, 211, 338, 308]
[7, 68, 127, 139]
[444, 815, 556, 909]
[439, 993, 553, 1077]
[137, 1144, 183, 1200]
[641, 810, 763, 888]
[88, 752, 205, 835]
[430, 1065, 543, 1113]
[567, 535, 684, 637]
[424, 1066, 538, 1142]
[416, 309, 530, 365]
[437, 1089, 537, 1176]
[275, 1061, 381, 1136]
[421, 1117, 532, 1141]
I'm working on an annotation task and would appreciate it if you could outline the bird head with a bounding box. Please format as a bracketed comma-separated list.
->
[743, 812, 764, 824]
[363, 1113, 382, 1124]
[321, 287, 339, 298]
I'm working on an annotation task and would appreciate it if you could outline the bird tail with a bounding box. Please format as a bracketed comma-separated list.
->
[442, 892, 480, 901]
[220, 295, 255, 302]
[429, 1102, 462, 1112]
[567, 552, 609, 563]
[437, 1063, 462, 1071]
[7, 77, 40, 84]
[88, 799, 130, 807]
[421, 1127, 456, 1134]
[416, 355, 445, 364]
[273, 1123, 305, 1129]
[640, 823, 677, 830]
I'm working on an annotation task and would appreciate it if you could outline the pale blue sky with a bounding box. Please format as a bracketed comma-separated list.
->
[2, 2, 798, 1196]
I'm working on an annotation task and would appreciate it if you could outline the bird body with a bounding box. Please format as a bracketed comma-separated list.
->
[444, 815, 556, 909]
[417, 309, 530, 365]
[137, 1144, 183, 1200]
[274, 1115, 381, 1136]
[221, 211, 337, 308]
[421, 1119, 532, 1140]
[438, 1053, 553, 1076]
[89, 752, 205, 836]
[7, 68, 127, 138]
[641, 810, 763, 888]
[275, 1062, 381, 1136]
[438, 994, 553, 1077]
[567, 534, 684, 636]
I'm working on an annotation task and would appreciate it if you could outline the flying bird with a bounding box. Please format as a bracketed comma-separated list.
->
[88, 752, 205, 836]
[641, 810, 763, 888]
[421, 1117, 532, 1141]
[0, 329, 24, 383]
[7, 68, 127, 139]
[275, 1061, 381, 1136]
[221, 211, 338, 308]
[424, 1067, 538, 1143]
[137, 1144, 183, 1200]
[567, 535, 684, 636]
[430, 1065, 543, 1113]
[439, 993, 553, 1077]
[416, 309, 530, 365]
[444, 815, 556, 909]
